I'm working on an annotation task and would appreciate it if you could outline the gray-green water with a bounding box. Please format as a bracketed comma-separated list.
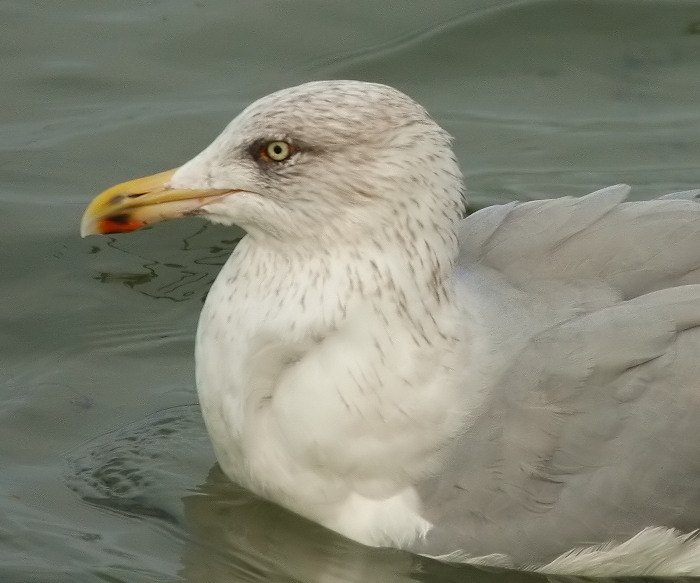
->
[2, 1, 700, 581]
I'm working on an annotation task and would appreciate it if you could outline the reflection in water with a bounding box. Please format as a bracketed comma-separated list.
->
[182, 467, 414, 583]
[89, 222, 243, 303]
[181, 467, 550, 583]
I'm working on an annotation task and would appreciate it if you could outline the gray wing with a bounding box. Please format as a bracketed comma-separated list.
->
[416, 186, 700, 563]
[459, 185, 700, 298]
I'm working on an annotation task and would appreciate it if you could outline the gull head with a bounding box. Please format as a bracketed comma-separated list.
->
[81, 80, 464, 248]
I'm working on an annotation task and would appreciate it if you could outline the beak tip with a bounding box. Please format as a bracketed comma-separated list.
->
[80, 214, 96, 238]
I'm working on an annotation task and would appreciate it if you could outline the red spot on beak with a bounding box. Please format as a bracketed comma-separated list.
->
[98, 214, 147, 234]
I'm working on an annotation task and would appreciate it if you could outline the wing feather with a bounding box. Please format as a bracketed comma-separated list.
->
[458, 185, 700, 297]
[418, 186, 700, 562]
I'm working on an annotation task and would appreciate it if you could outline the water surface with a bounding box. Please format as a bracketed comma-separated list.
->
[1, 1, 699, 581]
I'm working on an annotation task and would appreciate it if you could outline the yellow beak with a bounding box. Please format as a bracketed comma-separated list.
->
[80, 168, 235, 237]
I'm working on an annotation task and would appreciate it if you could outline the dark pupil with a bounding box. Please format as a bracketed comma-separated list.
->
[273, 144, 283, 155]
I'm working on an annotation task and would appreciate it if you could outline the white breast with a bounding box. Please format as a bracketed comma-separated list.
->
[195, 235, 476, 546]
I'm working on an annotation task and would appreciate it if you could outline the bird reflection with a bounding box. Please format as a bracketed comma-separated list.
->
[179, 466, 549, 583]
[87, 222, 242, 302]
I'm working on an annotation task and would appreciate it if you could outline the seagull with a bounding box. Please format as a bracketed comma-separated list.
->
[81, 80, 700, 575]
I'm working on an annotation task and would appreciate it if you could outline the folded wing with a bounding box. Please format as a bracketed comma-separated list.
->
[417, 186, 700, 562]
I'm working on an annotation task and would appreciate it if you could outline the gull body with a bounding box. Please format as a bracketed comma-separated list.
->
[82, 81, 700, 573]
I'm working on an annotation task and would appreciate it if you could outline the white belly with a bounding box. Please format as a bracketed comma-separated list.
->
[193, 244, 470, 547]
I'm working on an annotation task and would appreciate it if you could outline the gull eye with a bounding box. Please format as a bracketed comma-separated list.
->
[262, 140, 294, 162]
